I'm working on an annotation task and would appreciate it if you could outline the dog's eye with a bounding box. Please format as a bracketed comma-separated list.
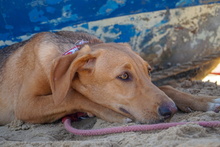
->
[148, 67, 152, 76]
[148, 69, 151, 76]
[118, 72, 130, 81]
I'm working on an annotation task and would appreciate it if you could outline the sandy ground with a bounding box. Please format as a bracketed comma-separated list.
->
[1, 80, 220, 147]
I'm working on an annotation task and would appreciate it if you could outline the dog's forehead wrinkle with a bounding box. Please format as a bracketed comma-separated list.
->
[96, 50, 131, 70]
[122, 51, 150, 78]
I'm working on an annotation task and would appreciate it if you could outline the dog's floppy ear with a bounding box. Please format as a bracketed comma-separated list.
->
[50, 45, 103, 105]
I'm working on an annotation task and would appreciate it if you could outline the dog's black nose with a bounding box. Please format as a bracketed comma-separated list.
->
[158, 103, 177, 119]
[158, 106, 172, 118]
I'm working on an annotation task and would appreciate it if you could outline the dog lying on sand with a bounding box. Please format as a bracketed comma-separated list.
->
[0, 31, 219, 125]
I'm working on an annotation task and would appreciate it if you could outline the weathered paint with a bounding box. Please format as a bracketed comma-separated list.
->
[1, 0, 220, 47]
[0, 0, 220, 65]
[58, 4, 220, 65]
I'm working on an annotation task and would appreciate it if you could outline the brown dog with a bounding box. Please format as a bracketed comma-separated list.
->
[0, 31, 219, 125]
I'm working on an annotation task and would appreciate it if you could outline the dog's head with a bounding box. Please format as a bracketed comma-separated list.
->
[51, 43, 177, 124]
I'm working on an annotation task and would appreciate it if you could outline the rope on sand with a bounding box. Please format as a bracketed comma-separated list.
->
[63, 118, 220, 136]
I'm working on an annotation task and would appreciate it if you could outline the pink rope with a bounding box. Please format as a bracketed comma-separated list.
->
[63, 118, 220, 136]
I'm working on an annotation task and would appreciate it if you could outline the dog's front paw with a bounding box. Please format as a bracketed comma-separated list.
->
[207, 98, 220, 112]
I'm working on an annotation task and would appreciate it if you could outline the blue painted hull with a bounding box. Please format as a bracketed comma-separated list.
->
[1, 0, 219, 46]
[0, 0, 220, 68]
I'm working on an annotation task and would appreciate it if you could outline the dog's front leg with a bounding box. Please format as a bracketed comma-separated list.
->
[159, 85, 220, 112]
[15, 89, 130, 124]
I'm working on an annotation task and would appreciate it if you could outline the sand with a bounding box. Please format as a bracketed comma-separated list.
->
[1, 80, 220, 147]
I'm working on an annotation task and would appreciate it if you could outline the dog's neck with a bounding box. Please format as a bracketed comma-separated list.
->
[63, 40, 89, 55]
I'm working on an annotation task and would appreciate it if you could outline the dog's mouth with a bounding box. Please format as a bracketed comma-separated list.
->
[119, 107, 172, 124]
[119, 107, 131, 115]
[119, 107, 136, 121]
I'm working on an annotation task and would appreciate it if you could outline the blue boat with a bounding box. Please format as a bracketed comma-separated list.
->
[1, 0, 220, 80]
